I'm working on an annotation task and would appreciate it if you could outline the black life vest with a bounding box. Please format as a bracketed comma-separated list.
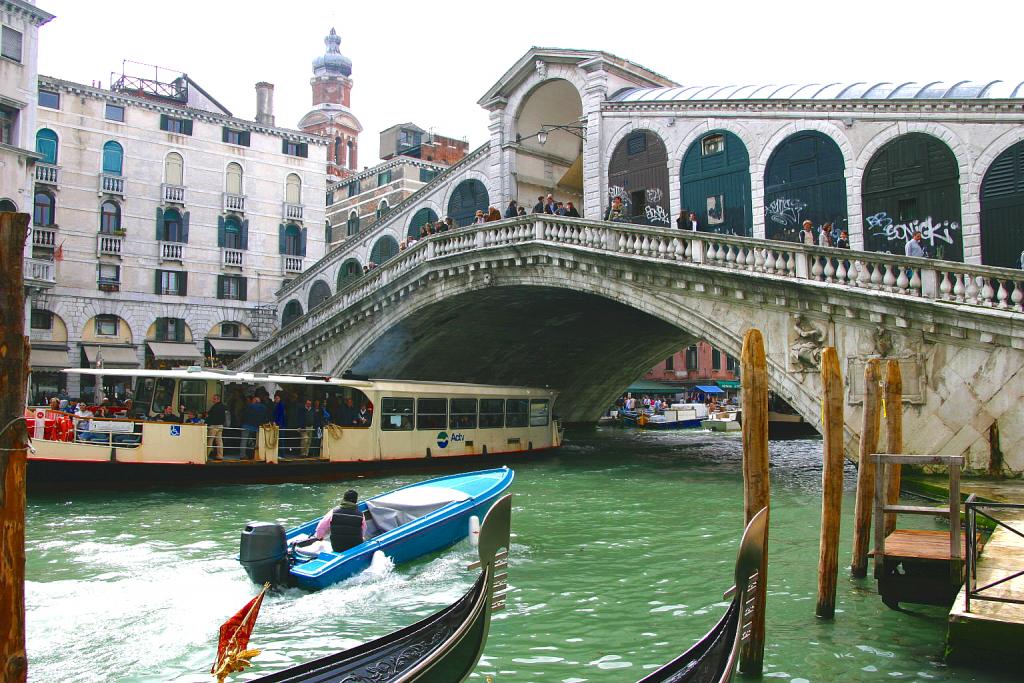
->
[330, 504, 363, 552]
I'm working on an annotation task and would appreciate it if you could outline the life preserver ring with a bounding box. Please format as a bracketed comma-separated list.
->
[60, 416, 73, 442]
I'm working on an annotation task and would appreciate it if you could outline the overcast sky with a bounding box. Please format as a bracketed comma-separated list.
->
[36, 0, 1017, 167]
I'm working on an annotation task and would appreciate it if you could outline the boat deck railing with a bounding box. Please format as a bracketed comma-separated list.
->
[965, 500, 1024, 612]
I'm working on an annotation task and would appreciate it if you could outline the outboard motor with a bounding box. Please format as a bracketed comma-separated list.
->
[239, 521, 290, 586]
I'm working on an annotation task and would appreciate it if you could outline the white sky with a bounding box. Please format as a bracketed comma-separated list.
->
[36, 0, 1018, 167]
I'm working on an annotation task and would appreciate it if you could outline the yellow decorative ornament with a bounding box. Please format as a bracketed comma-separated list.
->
[213, 648, 261, 683]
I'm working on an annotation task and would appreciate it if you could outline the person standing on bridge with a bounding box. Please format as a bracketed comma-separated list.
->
[905, 231, 927, 258]
[532, 196, 545, 213]
[504, 200, 519, 218]
[800, 220, 816, 246]
[566, 202, 580, 218]
[487, 206, 502, 222]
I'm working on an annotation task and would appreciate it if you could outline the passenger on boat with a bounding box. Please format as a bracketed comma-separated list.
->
[299, 399, 317, 458]
[313, 489, 366, 552]
[158, 405, 181, 423]
[337, 396, 357, 426]
[356, 402, 371, 426]
[205, 395, 226, 460]
[73, 402, 93, 436]
[241, 395, 269, 459]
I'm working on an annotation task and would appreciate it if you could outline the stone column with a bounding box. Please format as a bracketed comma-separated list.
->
[582, 70, 608, 220]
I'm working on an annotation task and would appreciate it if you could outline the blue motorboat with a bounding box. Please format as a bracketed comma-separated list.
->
[239, 467, 514, 590]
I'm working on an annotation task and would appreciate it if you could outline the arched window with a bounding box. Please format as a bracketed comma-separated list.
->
[607, 129, 669, 226]
[281, 300, 303, 327]
[347, 210, 360, 236]
[370, 235, 399, 265]
[286, 173, 301, 204]
[308, 280, 331, 310]
[102, 141, 124, 175]
[408, 207, 438, 238]
[376, 199, 389, 220]
[347, 140, 355, 169]
[226, 162, 243, 195]
[33, 191, 55, 226]
[223, 215, 242, 249]
[35, 129, 58, 165]
[160, 208, 183, 242]
[337, 258, 362, 290]
[680, 131, 752, 237]
[334, 136, 343, 166]
[981, 140, 1024, 267]
[100, 200, 120, 234]
[0, 199, 17, 212]
[283, 223, 301, 256]
[763, 131, 846, 241]
[447, 179, 489, 227]
[165, 152, 183, 186]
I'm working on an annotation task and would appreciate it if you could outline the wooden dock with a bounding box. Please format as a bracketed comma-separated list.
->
[946, 515, 1024, 665]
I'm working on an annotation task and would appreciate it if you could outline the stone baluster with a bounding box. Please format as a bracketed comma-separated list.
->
[854, 260, 869, 287]
[939, 270, 952, 299]
[725, 244, 736, 266]
[745, 246, 756, 269]
[996, 279, 1010, 309]
[617, 232, 628, 252]
[869, 261, 883, 289]
[951, 272, 965, 301]
[640, 235, 650, 255]
[835, 258, 847, 283]
[895, 265, 909, 292]
[883, 263, 897, 291]
[811, 254, 824, 280]
[706, 241, 716, 264]
[754, 247, 765, 272]
[657, 237, 667, 259]
[965, 275, 980, 304]
[1011, 280, 1024, 310]
[823, 256, 836, 282]
[775, 250, 787, 274]
[683, 238, 692, 261]
[673, 238, 684, 261]
[981, 277, 995, 306]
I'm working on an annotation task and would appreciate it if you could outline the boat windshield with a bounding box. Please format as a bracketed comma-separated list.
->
[365, 486, 470, 535]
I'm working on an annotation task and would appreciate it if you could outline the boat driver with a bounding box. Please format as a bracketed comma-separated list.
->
[313, 489, 365, 552]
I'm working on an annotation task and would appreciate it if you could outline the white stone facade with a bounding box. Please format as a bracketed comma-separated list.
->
[27, 74, 327, 399]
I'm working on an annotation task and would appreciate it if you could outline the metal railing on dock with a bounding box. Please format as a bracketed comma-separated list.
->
[965, 500, 1024, 613]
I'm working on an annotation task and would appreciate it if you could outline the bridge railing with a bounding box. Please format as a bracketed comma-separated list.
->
[239, 216, 1024, 369]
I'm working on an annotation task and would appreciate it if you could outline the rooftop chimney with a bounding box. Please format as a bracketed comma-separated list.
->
[255, 82, 275, 126]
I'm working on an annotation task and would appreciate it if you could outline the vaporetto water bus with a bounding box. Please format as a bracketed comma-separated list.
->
[26, 368, 561, 485]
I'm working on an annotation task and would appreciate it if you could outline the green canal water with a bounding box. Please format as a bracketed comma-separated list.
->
[24, 428, 1014, 682]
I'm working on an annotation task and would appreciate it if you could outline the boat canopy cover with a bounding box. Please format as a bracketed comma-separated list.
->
[695, 385, 725, 394]
[366, 486, 471, 533]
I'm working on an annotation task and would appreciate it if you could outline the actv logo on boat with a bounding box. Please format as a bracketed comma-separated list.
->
[436, 432, 465, 448]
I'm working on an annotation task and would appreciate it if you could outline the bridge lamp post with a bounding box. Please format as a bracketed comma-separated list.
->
[535, 123, 586, 145]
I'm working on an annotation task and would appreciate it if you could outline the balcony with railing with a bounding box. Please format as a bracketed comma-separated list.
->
[223, 193, 245, 213]
[222, 248, 244, 268]
[159, 241, 184, 262]
[162, 183, 186, 204]
[35, 163, 59, 185]
[24, 257, 56, 287]
[97, 233, 124, 257]
[283, 202, 304, 222]
[100, 173, 125, 195]
[282, 255, 304, 274]
[32, 226, 57, 249]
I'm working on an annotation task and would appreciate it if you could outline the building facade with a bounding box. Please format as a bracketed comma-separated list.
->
[379, 122, 469, 166]
[643, 342, 739, 394]
[298, 28, 361, 180]
[26, 71, 327, 402]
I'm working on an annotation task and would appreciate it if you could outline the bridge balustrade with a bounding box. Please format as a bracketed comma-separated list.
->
[239, 216, 1024, 369]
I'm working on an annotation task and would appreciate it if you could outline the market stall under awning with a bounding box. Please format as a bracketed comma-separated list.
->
[145, 341, 204, 363]
[29, 345, 69, 369]
[626, 380, 682, 395]
[82, 344, 140, 368]
[695, 384, 724, 394]
[207, 338, 259, 355]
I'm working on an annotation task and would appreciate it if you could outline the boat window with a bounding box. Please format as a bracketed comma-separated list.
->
[529, 399, 550, 426]
[449, 398, 477, 430]
[381, 397, 414, 431]
[505, 398, 529, 428]
[416, 398, 447, 430]
[179, 379, 207, 415]
[479, 398, 504, 428]
[152, 378, 177, 413]
[134, 378, 155, 415]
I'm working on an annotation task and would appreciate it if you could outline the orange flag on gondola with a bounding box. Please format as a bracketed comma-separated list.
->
[211, 583, 269, 682]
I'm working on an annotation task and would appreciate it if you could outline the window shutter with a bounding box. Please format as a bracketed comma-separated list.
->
[281, 139, 288, 154]
[241, 219, 249, 250]
[221, 127, 229, 143]
[299, 143, 308, 158]
[239, 277, 248, 301]
[155, 270, 162, 295]
[160, 114, 169, 132]
[278, 223, 286, 254]
[156, 206, 163, 240]
[182, 211, 190, 243]
[241, 131, 251, 147]
[179, 271, 188, 296]
[300, 227, 308, 257]
[217, 275, 225, 300]
[217, 215, 225, 247]
[183, 119, 193, 136]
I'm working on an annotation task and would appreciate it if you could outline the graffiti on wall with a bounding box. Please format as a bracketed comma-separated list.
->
[865, 212, 961, 248]
[706, 194, 725, 225]
[767, 197, 808, 226]
[646, 187, 663, 204]
[645, 205, 670, 224]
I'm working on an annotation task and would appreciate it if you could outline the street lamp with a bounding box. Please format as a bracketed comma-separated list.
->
[535, 123, 586, 145]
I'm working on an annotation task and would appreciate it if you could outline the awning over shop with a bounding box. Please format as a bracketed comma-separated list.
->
[626, 380, 682, 395]
[695, 385, 724, 394]
[82, 344, 140, 368]
[207, 338, 259, 355]
[717, 380, 741, 389]
[29, 346, 69, 369]
[145, 342, 204, 362]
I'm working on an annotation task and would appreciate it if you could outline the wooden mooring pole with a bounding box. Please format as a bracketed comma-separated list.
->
[739, 329, 769, 677]
[0, 211, 30, 682]
[883, 360, 903, 536]
[816, 347, 844, 619]
[850, 359, 881, 578]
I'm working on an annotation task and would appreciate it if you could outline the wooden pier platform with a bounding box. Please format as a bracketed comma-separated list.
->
[946, 516, 1024, 665]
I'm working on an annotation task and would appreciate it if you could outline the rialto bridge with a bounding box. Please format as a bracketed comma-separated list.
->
[236, 48, 1024, 475]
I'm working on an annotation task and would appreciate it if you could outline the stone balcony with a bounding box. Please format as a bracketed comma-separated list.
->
[100, 173, 124, 196]
[97, 233, 124, 257]
[223, 193, 245, 213]
[32, 226, 57, 249]
[162, 183, 186, 204]
[222, 248, 244, 269]
[159, 241, 184, 262]
[23, 257, 56, 287]
[282, 255, 303, 274]
[283, 202, 304, 222]
[34, 163, 59, 185]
